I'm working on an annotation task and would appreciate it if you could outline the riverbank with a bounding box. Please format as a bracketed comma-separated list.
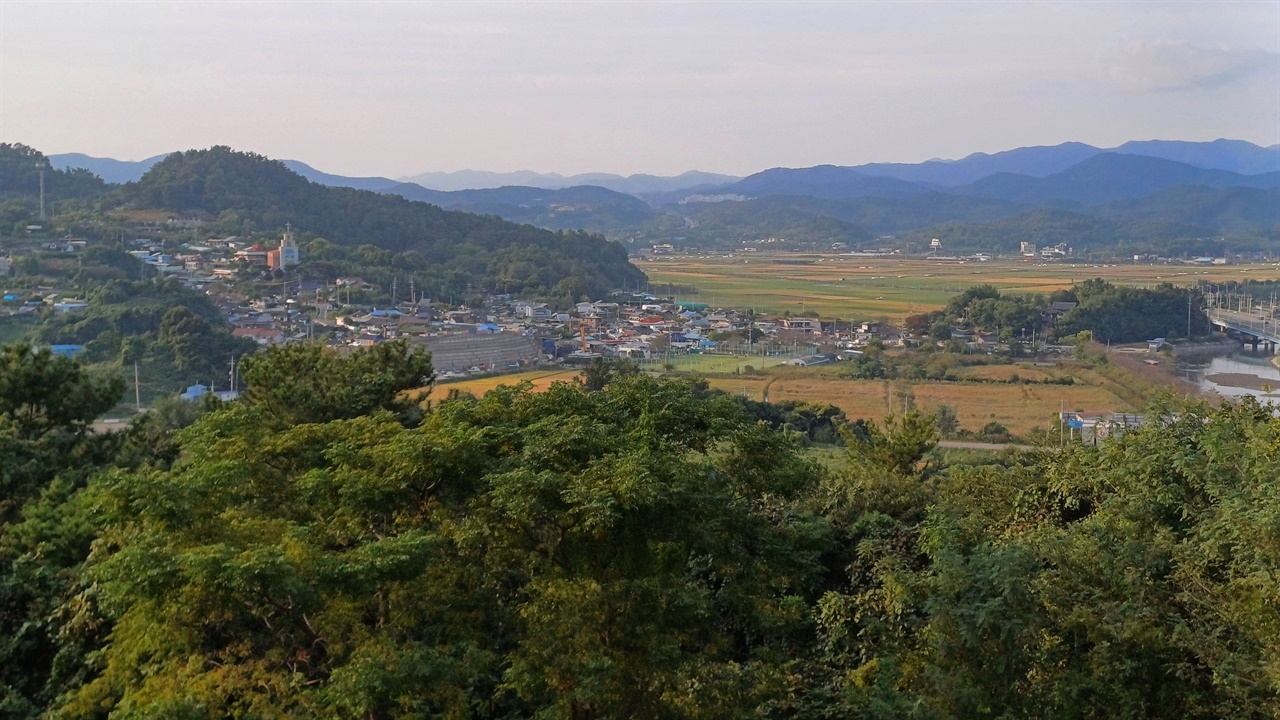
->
[1182, 353, 1280, 401]
[1170, 339, 1242, 358]
[1202, 372, 1280, 396]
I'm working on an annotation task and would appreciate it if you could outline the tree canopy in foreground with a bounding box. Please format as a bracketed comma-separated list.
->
[0, 342, 1276, 718]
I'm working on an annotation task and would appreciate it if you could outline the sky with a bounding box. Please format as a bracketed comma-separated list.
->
[1, 1, 1277, 178]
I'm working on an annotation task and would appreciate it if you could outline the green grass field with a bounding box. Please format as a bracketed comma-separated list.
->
[637, 254, 1280, 319]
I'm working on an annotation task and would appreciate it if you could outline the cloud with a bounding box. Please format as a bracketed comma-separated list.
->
[1108, 41, 1279, 92]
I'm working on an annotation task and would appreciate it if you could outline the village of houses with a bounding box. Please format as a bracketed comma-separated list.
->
[4, 222, 1089, 397]
[3, 223, 1184, 446]
[2, 225, 929, 378]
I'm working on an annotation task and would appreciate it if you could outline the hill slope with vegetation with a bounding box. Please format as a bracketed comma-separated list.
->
[119, 147, 645, 301]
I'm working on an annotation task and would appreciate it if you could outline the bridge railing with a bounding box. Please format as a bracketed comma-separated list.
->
[1207, 310, 1280, 342]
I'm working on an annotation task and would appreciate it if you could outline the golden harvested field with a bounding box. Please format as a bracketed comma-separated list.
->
[708, 368, 1135, 436]
[423, 368, 582, 401]
[416, 359, 1187, 438]
[637, 254, 1280, 319]
[955, 364, 1053, 382]
[910, 383, 1125, 435]
[766, 378, 897, 420]
[642, 354, 789, 374]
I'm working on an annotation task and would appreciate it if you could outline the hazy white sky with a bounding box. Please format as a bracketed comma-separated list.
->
[2, 1, 1277, 177]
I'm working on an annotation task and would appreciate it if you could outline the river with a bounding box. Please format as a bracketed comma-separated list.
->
[1180, 354, 1280, 401]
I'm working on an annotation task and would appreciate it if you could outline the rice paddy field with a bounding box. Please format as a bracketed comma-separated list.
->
[637, 353, 791, 373]
[703, 369, 1132, 436]
[422, 353, 1189, 438]
[424, 368, 582, 402]
[636, 254, 1280, 319]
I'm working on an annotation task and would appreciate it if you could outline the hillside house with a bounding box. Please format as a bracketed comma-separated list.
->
[232, 327, 285, 345]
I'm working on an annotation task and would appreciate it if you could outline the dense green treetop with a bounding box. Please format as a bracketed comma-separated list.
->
[1, 340, 1277, 718]
[933, 279, 1208, 343]
[238, 339, 434, 427]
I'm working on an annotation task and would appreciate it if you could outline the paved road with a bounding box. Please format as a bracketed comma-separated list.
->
[1207, 308, 1280, 345]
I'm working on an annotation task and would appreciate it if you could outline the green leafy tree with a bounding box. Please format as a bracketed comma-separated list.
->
[933, 404, 959, 437]
[66, 375, 826, 718]
[238, 339, 434, 426]
[578, 356, 639, 392]
[0, 345, 124, 716]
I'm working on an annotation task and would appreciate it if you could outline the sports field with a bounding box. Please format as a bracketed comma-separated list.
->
[637, 254, 1280, 319]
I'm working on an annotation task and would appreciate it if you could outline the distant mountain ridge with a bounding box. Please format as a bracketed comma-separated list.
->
[51, 139, 1279, 197]
[379, 182, 668, 233]
[398, 169, 740, 194]
[724, 165, 933, 200]
[955, 153, 1280, 206]
[727, 139, 1280, 196]
[45, 140, 1280, 254]
[49, 153, 739, 195]
[47, 152, 170, 184]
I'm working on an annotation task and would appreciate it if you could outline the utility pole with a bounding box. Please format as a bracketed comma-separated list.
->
[134, 362, 141, 411]
[37, 162, 46, 222]
[1187, 290, 1192, 339]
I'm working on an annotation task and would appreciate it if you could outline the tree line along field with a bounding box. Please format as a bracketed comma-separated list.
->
[636, 254, 1280, 319]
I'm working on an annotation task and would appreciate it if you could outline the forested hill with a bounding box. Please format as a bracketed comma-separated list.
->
[122, 147, 646, 300]
[0, 143, 108, 204]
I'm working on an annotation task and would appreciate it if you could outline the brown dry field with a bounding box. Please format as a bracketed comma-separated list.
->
[955, 364, 1053, 382]
[423, 359, 1181, 437]
[709, 366, 1142, 436]
[420, 369, 582, 402]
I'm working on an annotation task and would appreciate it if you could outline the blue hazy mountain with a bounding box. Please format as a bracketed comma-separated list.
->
[398, 169, 740, 194]
[1111, 139, 1280, 176]
[48, 152, 170, 184]
[280, 160, 403, 192]
[54, 139, 1278, 197]
[957, 153, 1280, 205]
[380, 182, 667, 232]
[724, 165, 934, 199]
[738, 139, 1280, 192]
[853, 142, 1106, 186]
[49, 153, 737, 195]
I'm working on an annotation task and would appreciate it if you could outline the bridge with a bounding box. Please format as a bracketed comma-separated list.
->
[1206, 308, 1280, 353]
